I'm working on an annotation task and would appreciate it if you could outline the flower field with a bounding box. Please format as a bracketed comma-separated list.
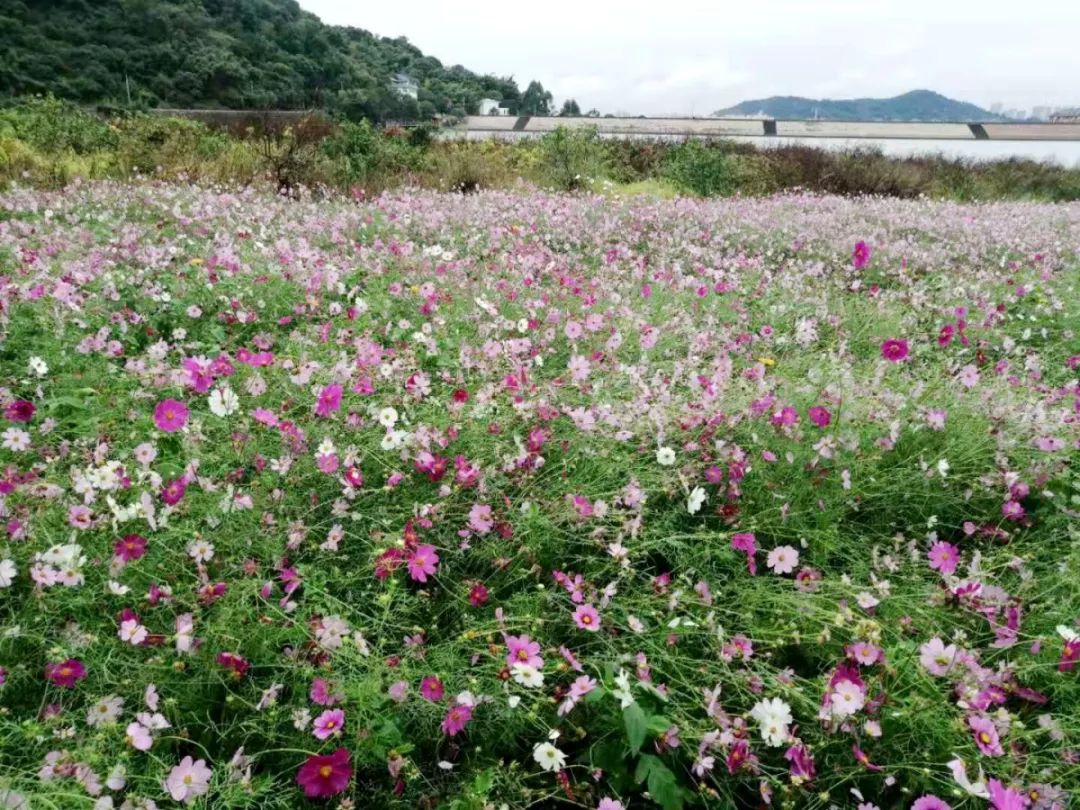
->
[0, 183, 1078, 809]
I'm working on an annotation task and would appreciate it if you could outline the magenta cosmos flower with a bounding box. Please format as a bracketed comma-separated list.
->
[296, 747, 351, 798]
[4, 400, 35, 423]
[927, 541, 960, 575]
[441, 702, 473, 736]
[731, 532, 758, 575]
[852, 241, 872, 269]
[420, 676, 444, 702]
[161, 477, 187, 506]
[572, 603, 600, 632]
[881, 339, 910, 363]
[45, 659, 87, 688]
[153, 399, 189, 433]
[807, 405, 832, 428]
[987, 779, 1027, 810]
[315, 383, 343, 418]
[406, 544, 439, 583]
[114, 534, 148, 563]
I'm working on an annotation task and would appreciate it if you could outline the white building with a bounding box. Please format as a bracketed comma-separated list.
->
[478, 98, 510, 116]
[392, 73, 418, 100]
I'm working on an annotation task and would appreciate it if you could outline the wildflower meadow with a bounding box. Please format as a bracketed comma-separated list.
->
[0, 182, 1077, 809]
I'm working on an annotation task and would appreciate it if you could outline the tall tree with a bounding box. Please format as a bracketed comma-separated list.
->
[559, 98, 581, 116]
[520, 81, 553, 116]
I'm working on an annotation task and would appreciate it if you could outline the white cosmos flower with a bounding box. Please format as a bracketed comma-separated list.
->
[186, 540, 215, 562]
[687, 486, 707, 514]
[511, 663, 545, 688]
[0, 559, 15, 588]
[29, 356, 49, 377]
[656, 446, 676, 466]
[208, 386, 239, 417]
[750, 697, 792, 747]
[532, 742, 567, 772]
[378, 407, 399, 428]
[119, 619, 148, 646]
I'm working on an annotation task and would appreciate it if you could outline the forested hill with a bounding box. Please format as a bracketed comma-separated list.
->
[0, 0, 522, 120]
[714, 90, 1003, 122]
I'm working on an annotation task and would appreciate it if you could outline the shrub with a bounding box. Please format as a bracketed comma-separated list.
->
[536, 126, 608, 191]
[0, 95, 117, 154]
[663, 140, 741, 196]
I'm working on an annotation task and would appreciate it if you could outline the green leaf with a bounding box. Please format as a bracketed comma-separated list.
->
[646, 761, 684, 810]
[623, 702, 647, 752]
[634, 753, 660, 784]
[472, 769, 494, 794]
[646, 715, 672, 734]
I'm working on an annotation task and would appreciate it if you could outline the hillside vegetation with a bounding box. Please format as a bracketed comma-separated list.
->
[0, 0, 520, 120]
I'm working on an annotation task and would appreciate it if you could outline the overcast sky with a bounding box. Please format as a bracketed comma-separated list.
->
[298, 0, 1078, 115]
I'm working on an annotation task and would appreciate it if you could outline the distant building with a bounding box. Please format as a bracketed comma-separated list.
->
[478, 98, 510, 116]
[989, 102, 1003, 115]
[392, 73, 418, 100]
[1031, 105, 1051, 120]
[1050, 108, 1080, 123]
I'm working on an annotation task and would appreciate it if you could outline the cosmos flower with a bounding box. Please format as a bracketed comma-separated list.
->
[296, 748, 351, 798]
[153, 399, 188, 433]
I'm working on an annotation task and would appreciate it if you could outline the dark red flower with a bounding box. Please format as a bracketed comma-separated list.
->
[45, 659, 86, 688]
[296, 747, 351, 798]
[4, 400, 35, 422]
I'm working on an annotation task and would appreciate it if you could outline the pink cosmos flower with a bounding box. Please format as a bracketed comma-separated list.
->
[911, 797, 951, 810]
[919, 638, 958, 676]
[125, 721, 152, 751]
[881, 339, 909, 363]
[153, 399, 188, 433]
[310, 677, 344, 707]
[164, 756, 212, 804]
[852, 241, 872, 269]
[441, 702, 473, 736]
[420, 676, 444, 701]
[505, 634, 543, 668]
[766, 545, 799, 575]
[45, 659, 86, 688]
[927, 541, 960, 575]
[312, 708, 345, 740]
[467, 503, 494, 535]
[296, 748, 351, 798]
[572, 603, 600, 632]
[807, 406, 832, 427]
[315, 383, 343, 417]
[161, 478, 187, 506]
[1002, 500, 1025, 521]
[968, 715, 1004, 757]
[406, 544, 439, 583]
[987, 779, 1028, 810]
[731, 532, 758, 575]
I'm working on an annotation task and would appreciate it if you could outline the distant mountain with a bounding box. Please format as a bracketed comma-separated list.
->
[714, 90, 1004, 122]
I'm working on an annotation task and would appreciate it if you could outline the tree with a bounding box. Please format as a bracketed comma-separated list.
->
[559, 98, 581, 117]
[520, 81, 553, 116]
[585, 108, 600, 117]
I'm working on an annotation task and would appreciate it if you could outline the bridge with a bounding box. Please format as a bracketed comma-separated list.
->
[451, 116, 1080, 141]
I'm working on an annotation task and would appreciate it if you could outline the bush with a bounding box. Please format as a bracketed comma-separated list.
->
[0, 95, 117, 154]
[536, 126, 608, 191]
[663, 140, 741, 196]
